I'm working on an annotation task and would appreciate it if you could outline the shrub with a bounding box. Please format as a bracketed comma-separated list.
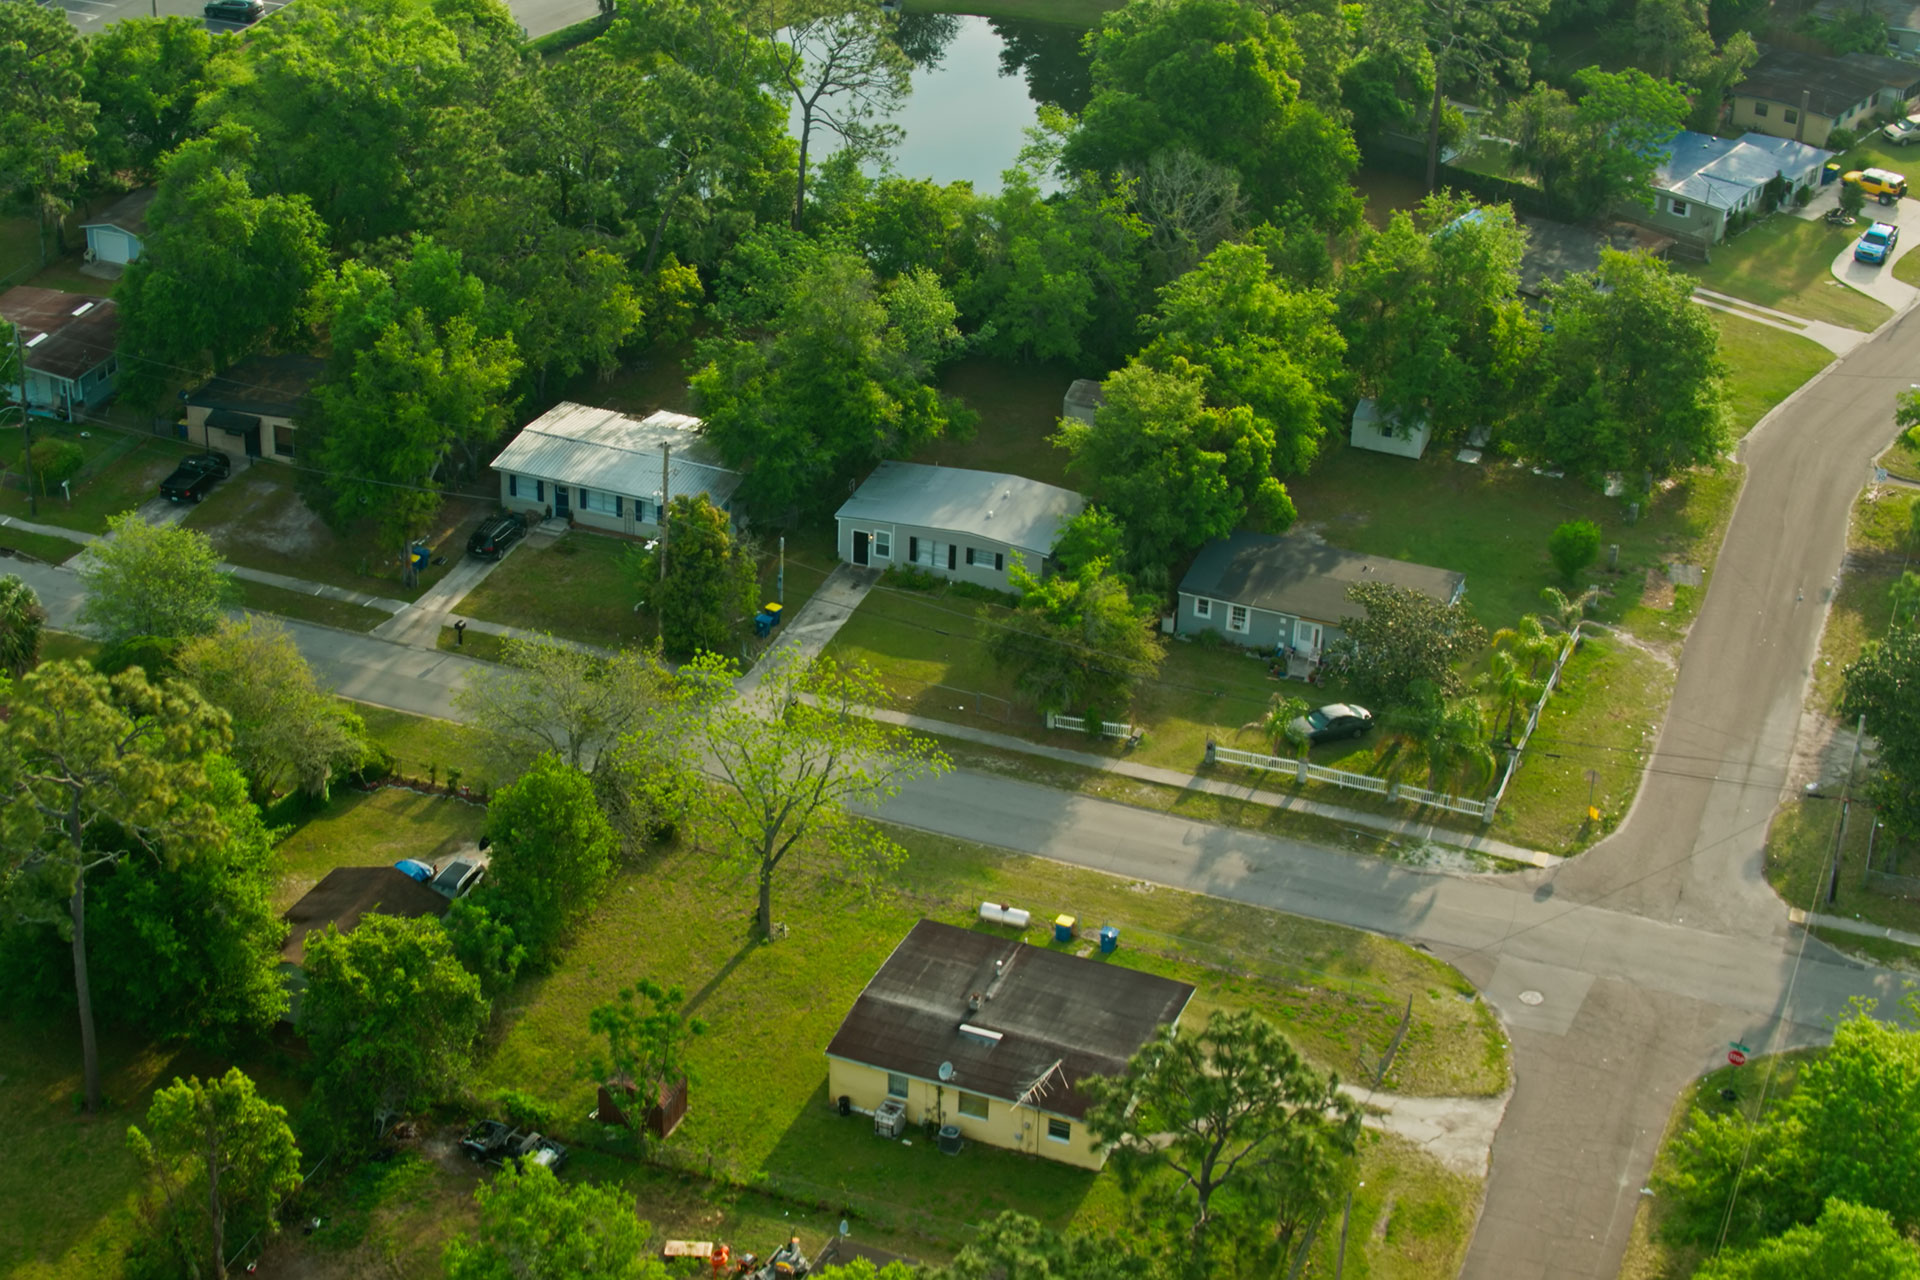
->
[879, 564, 940, 591]
[23, 438, 85, 497]
[1825, 126, 1858, 151]
[1548, 520, 1602, 584]
[93, 634, 184, 679]
[1794, 185, 1815, 208]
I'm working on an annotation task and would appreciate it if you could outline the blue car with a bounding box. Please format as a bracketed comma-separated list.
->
[1856, 221, 1900, 265]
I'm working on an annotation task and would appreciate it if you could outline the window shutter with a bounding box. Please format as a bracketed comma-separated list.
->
[509, 474, 518, 498]
[536, 480, 545, 502]
[947, 545, 957, 570]
[995, 552, 1004, 571]
[909, 536, 919, 563]
[615, 496, 624, 517]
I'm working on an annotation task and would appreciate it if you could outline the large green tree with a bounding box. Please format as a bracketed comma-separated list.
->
[1327, 580, 1487, 702]
[1506, 68, 1688, 216]
[1337, 194, 1535, 444]
[1064, 0, 1359, 231]
[301, 913, 489, 1144]
[932, 1213, 1154, 1280]
[113, 123, 329, 401]
[0, 573, 46, 678]
[310, 235, 521, 585]
[989, 556, 1164, 727]
[648, 493, 759, 661]
[693, 249, 970, 518]
[443, 1163, 670, 1280]
[177, 618, 368, 801]
[0, 0, 95, 262]
[1083, 1009, 1361, 1270]
[76, 513, 236, 647]
[127, 1067, 302, 1280]
[688, 651, 950, 938]
[1843, 622, 1920, 840]
[1694, 1200, 1920, 1280]
[483, 753, 619, 967]
[1393, 0, 1544, 190]
[0, 662, 228, 1112]
[1520, 249, 1730, 483]
[81, 17, 214, 184]
[1055, 358, 1294, 570]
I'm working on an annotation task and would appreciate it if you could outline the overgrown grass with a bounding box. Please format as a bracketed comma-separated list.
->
[553, 340, 698, 418]
[1882, 427, 1920, 482]
[1309, 1132, 1483, 1279]
[233, 577, 395, 632]
[919, 356, 1082, 488]
[1764, 798, 1920, 952]
[1683, 214, 1892, 330]
[477, 825, 1506, 1250]
[1710, 310, 1833, 436]
[1809, 487, 1915, 711]
[184, 463, 493, 602]
[39, 630, 102, 665]
[271, 786, 487, 910]
[455, 531, 650, 652]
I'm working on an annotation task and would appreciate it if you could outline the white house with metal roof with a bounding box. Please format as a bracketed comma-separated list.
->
[834, 461, 1084, 589]
[489, 402, 743, 537]
[1625, 130, 1831, 249]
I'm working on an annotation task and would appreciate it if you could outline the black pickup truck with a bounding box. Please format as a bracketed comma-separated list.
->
[159, 452, 232, 503]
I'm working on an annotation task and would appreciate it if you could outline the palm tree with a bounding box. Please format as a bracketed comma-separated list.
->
[1379, 681, 1498, 798]
[1483, 648, 1545, 745]
[0, 575, 47, 678]
[1247, 693, 1311, 756]
[1540, 585, 1600, 638]
[1491, 613, 1559, 677]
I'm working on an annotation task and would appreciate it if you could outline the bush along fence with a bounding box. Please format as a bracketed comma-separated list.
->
[1203, 627, 1581, 824]
[351, 754, 491, 806]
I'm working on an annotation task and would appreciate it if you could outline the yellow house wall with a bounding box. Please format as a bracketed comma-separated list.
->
[1728, 97, 1850, 148]
[826, 1056, 1106, 1171]
[185, 404, 296, 463]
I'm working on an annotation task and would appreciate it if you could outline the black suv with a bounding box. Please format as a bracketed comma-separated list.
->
[159, 452, 232, 503]
[467, 512, 526, 560]
[204, 0, 266, 21]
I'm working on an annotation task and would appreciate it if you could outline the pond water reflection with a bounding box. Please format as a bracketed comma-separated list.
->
[790, 14, 1091, 195]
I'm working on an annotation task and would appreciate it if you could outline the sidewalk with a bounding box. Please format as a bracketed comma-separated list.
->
[373, 550, 509, 646]
[1789, 906, 1920, 949]
[856, 704, 1562, 870]
[735, 563, 878, 698]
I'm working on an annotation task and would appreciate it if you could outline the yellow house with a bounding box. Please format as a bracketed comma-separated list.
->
[825, 919, 1195, 1171]
[183, 354, 323, 464]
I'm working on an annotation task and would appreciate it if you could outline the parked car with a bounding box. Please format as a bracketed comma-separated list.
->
[1844, 167, 1908, 203]
[430, 857, 486, 899]
[466, 512, 526, 560]
[1856, 221, 1900, 265]
[1885, 116, 1920, 145]
[1286, 703, 1375, 746]
[204, 0, 266, 21]
[506, 1131, 568, 1173]
[459, 1120, 518, 1163]
[393, 858, 435, 882]
[159, 452, 232, 503]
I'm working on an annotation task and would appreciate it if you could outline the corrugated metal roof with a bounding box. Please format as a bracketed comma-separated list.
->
[824, 920, 1194, 1119]
[834, 461, 1084, 555]
[1180, 531, 1465, 621]
[490, 402, 742, 508]
[1653, 131, 1832, 211]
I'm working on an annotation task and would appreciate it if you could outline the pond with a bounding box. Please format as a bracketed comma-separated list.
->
[789, 13, 1092, 195]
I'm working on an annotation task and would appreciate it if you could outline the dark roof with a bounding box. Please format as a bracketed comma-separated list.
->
[82, 188, 157, 238]
[0, 287, 118, 383]
[280, 866, 451, 965]
[1179, 532, 1465, 622]
[185, 353, 325, 418]
[824, 919, 1194, 1121]
[813, 1237, 917, 1273]
[1735, 48, 1887, 117]
[1841, 50, 1920, 96]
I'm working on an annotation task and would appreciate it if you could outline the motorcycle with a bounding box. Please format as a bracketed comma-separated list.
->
[1826, 207, 1857, 226]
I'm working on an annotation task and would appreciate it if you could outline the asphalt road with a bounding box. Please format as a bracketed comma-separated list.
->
[52, 0, 594, 38]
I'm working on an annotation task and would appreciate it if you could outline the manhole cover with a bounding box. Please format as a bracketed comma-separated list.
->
[1518, 990, 1545, 1006]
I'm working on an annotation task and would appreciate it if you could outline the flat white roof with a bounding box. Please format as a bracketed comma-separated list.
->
[490, 402, 741, 508]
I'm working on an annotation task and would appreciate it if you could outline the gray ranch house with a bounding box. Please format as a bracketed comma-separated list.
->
[490, 402, 743, 537]
[835, 461, 1084, 590]
[1177, 532, 1466, 675]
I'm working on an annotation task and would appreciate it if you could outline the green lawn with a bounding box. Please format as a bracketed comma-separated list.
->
[352, 701, 524, 793]
[184, 463, 494, 602]
[478, 821, 1504, 1251]
[233, 577, 395, 632]
[1710, 310, 1833, 436]
[1765, 798, 1920, 949]
[0, 529, 83, 565]
[1684, 214, 1891, 331]
[0, 423, 186, 536]
[1894, 242, 1920, 287]
[457, 531, 653, 652]
[918, 356, 1081, 488]
[39, 630, 102, 665]
[272, 786, 487, 910]
[1881, 428, 1920, 482]
[552, 339, 698, 418]
[1809, 487, 1915, 711]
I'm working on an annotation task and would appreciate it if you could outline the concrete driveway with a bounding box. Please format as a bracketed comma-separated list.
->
[1827, 189, 1920, 311]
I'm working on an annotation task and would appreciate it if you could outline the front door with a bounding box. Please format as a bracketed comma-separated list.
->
[1293, 619, 1323, 656]
[553, 485, 571, 517]
[853, 530, 870, 566]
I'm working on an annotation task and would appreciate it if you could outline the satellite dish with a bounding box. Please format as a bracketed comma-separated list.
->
[938, 1061, 954, 1082]
[839, 1219, 849, 1238]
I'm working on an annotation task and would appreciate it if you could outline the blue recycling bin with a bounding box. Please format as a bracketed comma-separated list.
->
[754, 611, 775, 637]
[1099, 925, 1119, 954]
[1053, 914, 1076, 943]
[410, 543, 430, 572]
[1824, 161, 1842, 186]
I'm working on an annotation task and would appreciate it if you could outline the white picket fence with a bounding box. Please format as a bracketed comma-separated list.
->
[1045, 711, 1137, 739]
[1208, 743, 1492, 819]
[1482, 626, 1581, 819]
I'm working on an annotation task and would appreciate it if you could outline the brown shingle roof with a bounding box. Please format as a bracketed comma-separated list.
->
[824, 919, 1194, 1120]
[0, 287, 119, 383]
[280, 866, 451, 965]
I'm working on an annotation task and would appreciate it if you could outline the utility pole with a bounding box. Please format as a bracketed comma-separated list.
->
[778, 535, 785, 604]
[1828, 713, 1867, 906]
[657, 443, 670, 645]
[12, 324, 32, 518]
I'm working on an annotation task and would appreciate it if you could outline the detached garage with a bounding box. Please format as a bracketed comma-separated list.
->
[81, 189, 156, 268]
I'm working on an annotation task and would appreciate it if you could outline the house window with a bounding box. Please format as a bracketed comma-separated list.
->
[1227, 604, 1250, 634]
[966, 547, 978, 566]
[1753, 102, 1768, 117]
[273, 424, 295, 458]
[957, 1092, 988, 1119]
[579, 489, 619, 514]
[1669, 198, 1688, 217]
[887, 1072, 908, 1098]
[1784, 108, 1798, 124]
[873, 530, 891, 558]
[1047, 1117, 1071, 1143]
[1194, 597, 1212, 619]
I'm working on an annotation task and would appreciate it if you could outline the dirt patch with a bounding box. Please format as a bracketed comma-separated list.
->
[1640, 567, 1676, 611]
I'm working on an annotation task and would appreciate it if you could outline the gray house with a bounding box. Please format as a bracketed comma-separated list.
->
[835, 461, 1084, 590]
[1176, 533, 1466, 672]
[489, 402, 743, 537]
[1626, 131, 1830, 250]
